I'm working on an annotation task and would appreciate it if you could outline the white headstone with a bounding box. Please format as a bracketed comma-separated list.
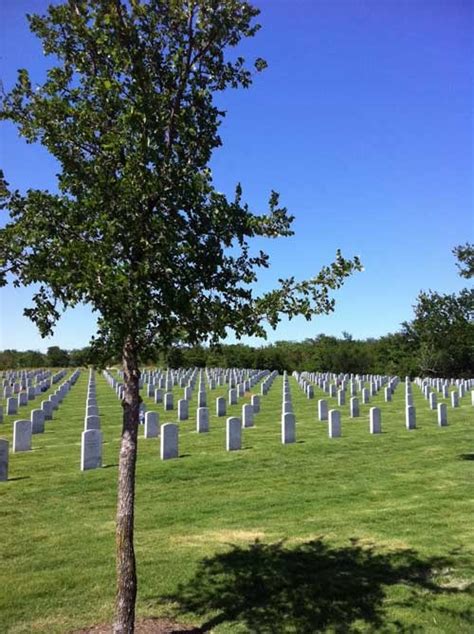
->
[144, 411, 159, 438]
[242, 403, 254, 428]
[164, 392, 174, 411]
[0, 438, 8, 481]
[86, 405, 99, 418]
[6, 397, 18, 416]
[328, 410, 341, 438]
[84, 415, 100, 431]
[406, 405, 416, 430]
[437, 403, 448, 427]
[177, 399, 189, 421]
[281, 412, 296, 444]
[216, 396, 226, 417]
[251, 394, 260, 413]
[226, 417, 241, 451]
[160, 423, 178, 460]
[318, 399, 328, 421]
[350, 397, 359, 418]
[31, 409, 45, 434]
[81, 429, 102, 470]
[41, 400, 53, 420]
[13, 420, 32, 452]
[196, 407, 209, 433]
[369, 407, 382, 434]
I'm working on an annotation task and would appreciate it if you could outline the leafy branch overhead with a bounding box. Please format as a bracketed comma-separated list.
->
[452, 242, 474, 280]
[0, 0, 361, 356]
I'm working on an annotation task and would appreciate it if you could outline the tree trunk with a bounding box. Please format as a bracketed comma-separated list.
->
[114, 337, 140, 633]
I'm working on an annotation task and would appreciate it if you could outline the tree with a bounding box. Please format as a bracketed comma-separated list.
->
[69, 346, 93, 367]
[0, 2, 362, 631]
[402, 289, 473, 376]
[453, 242, 474, 279]
[20, 349, 48, 368]
[0, 349, 19, 370]
[402, 245, 474, 377]
[46, 345, 70, 367]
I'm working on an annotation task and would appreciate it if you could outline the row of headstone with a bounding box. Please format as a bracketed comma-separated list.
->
[84, 370, 100, 431]
[408, 378, 473, 410]
[139, 366, 270, 422]
[298, 370, 399, 404]
[1, 368, 68, 401]
[81, 370, 102, 470]
[298, 373, 472, 418]
[0, 371, 81, 480]
[95, 370, 468, 468]
[158, 413, 259, 456]
[12, 370, 81, 452]
[298, 371, 398, 400]
[139, 366, 269, 396]
[2, 369, 73, 420]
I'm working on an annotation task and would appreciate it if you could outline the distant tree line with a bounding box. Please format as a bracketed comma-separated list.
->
[2, 243, 472, 377]
[1, 327, 472, 378]
[0, 346, 91, 370]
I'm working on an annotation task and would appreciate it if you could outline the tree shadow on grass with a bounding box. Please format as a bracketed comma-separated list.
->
[164, 538, 465, 633]
[458, 453, 474, 461]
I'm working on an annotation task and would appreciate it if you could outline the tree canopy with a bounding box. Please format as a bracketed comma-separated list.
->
[453, 242, 474, 280]
[0, 2, 362, 631]
[0, 0, 361, 361]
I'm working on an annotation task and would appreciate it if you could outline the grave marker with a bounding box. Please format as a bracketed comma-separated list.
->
[84, 415, 100, 431]
[328, 410, 341, 438]
[369, 407, 382, 434]
[216, 397, 226, 417]
[177, 399, 189, 421]
[31, 409, 45, 434]
[226, 417, 241, 451]
[281, 412, 296, 444]
[0, 439, 8, 481]
[160, 423, 178, 460]
[13, 420, 32, 452]
[6, 397, 18, 416]
[144, 412, 159, 438]
[81, 429, 102, 470]
[350, 397, 359, 418]
[196, 407, 209, 433]
[406, 405, 416, 430]
[318, 399, 328, 421]
[437, 403, 447, 427]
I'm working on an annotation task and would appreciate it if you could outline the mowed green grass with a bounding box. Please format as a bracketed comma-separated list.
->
[0, 371, 473, 633]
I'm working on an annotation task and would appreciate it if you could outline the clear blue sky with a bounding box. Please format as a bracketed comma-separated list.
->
[0, 0, 472, 351]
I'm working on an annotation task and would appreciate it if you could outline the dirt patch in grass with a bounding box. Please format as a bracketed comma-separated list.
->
[73, 617, 200, 633]
[170, 529, 266, 547]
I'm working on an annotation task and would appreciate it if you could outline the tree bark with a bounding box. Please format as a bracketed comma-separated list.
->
[113, 336, 140, 633]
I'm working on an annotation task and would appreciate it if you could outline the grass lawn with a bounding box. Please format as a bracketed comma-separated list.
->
[0, 370, 473, 633]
